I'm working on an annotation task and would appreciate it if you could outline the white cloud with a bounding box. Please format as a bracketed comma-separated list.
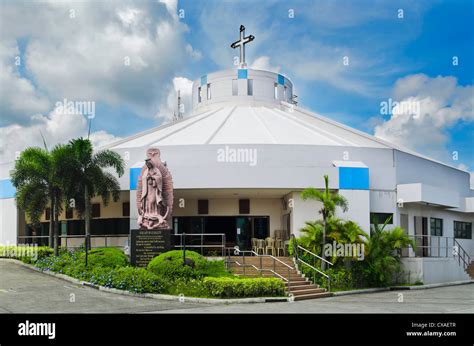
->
[0, 0, 200, 163]
[0, 1, 196, 123]
[374, 74, 473, 164]
[0, 109, 121, 162]
[185, 44, 202, 61]
[154, 76, 194, 122]
[0, 40, 50, 123]
[250, 56, 280, 73]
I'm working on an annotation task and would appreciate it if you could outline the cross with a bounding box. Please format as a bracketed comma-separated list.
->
[230, 25, 255, 67]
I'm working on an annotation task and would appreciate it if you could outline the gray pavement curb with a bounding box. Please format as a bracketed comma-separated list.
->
[333, 287, 390, 296]
[1, 259, 289, 304]
[390, 280, 474, 290]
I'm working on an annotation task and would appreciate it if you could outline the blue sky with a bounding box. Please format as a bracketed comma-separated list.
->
[0, 0, 472, 171]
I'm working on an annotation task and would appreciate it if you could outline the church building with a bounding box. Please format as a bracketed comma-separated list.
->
[1, 26, 473, 285]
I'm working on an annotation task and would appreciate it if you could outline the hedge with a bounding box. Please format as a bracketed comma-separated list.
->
[202, 277, 286, 298]
[79, 247, 128, 268]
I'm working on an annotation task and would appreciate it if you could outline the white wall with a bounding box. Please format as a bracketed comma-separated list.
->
[337, 190, 370, 235]
[289, 191, 323, 238]
[0, 198, 18, 245]
[401, 257, 471, 284]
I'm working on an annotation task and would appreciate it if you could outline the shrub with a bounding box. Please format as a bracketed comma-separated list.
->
[313, 266, 360, 290]
[0, 245, 53, 264]
[147, 250, 208, 279]
[35, 250, 81, 273]
[87, 267, 165, 294]
[201, 259, 234, 278]
[202, 277, 286, 298]
[36, 249, 164, 294]
[80, 247, 128, 268]
[165, 278, 208, 297]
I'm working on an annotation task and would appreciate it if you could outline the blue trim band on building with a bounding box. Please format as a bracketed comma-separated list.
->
[278, 74, 285, 85]
[237, 69, 248, 79]
[339, 167, 369, 190]
[0, 179, 16, 199]
[130, 168, 141, 190]
[200, 75, 207, 86]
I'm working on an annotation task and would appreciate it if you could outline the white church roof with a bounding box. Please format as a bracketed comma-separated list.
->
[109, 102, 391, 149]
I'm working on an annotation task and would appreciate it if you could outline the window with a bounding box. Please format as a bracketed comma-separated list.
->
[454, 221, 472, 239]
[232, 79, 238, 96]
[247, 79, 253, 96]
[207, 83, 211, 100]
[92, 203, 101, 218]
[274, 83, 278, 99]
[66, 208, 73, 219]
[284, 85, 287, 99]
[198, 86, 202, 102]
[198, 200, 208, 215]
[370, 213, 393, 224]
[430, 218, 443, 236]
[45, 208, 51, 221]
[122, 202, 130, 217]
[239, 199, 250, 214]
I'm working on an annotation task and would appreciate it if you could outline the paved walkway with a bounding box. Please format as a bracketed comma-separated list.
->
[1, 260, 473, 313]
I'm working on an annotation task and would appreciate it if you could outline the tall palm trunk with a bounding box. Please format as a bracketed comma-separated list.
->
[84, 185, 91, 250]
[53, 192, 60, 256]
[49, 199, 54, 248]
[321, 214, 327, 271]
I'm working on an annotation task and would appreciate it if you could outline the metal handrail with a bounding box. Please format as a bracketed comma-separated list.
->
[239, 249, 294, 269]
[405, 234, 472, 270]
[297, 244, 334, 266]
[233, 259, 289, 282]
[175, 233, 226, 257]
[226, 247, 294, 293]
[290, 234, 332, 291]
[453, 238, 471, 270]
[297, 259, 329, 279]
[17, 234, 129, 250]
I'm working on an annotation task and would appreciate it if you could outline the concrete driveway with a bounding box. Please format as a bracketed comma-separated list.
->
[1, 260, 473, 314]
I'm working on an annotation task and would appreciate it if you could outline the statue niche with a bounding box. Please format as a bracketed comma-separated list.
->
[136, 147, 174, 230]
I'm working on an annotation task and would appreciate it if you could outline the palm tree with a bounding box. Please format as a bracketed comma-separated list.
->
[12, 148, 51, 245]
[11, 145, 72, 255]
[301, 175, 348, 268]
[327, 219, 367, 245]
[299, 221, 325, 255]
[66, 138, 124, 255]
[362, 216, 416, 286]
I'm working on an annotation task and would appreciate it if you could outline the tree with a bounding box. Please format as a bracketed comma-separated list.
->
[66, 138, 124, 257]
[11, 145, 72, 255]
[299, 220, 325, 255]
[301, 175, 348, 268]
[361, 216, 416, 286]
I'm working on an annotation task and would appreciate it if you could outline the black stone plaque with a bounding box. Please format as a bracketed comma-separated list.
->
[130, 229, 174, 267]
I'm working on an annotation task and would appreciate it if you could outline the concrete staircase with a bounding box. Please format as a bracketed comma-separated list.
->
[466, 261, 474, 279]
[227, 256, 332, 300]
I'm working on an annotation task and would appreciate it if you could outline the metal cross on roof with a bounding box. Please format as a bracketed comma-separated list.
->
[230, 25, 255, 68]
